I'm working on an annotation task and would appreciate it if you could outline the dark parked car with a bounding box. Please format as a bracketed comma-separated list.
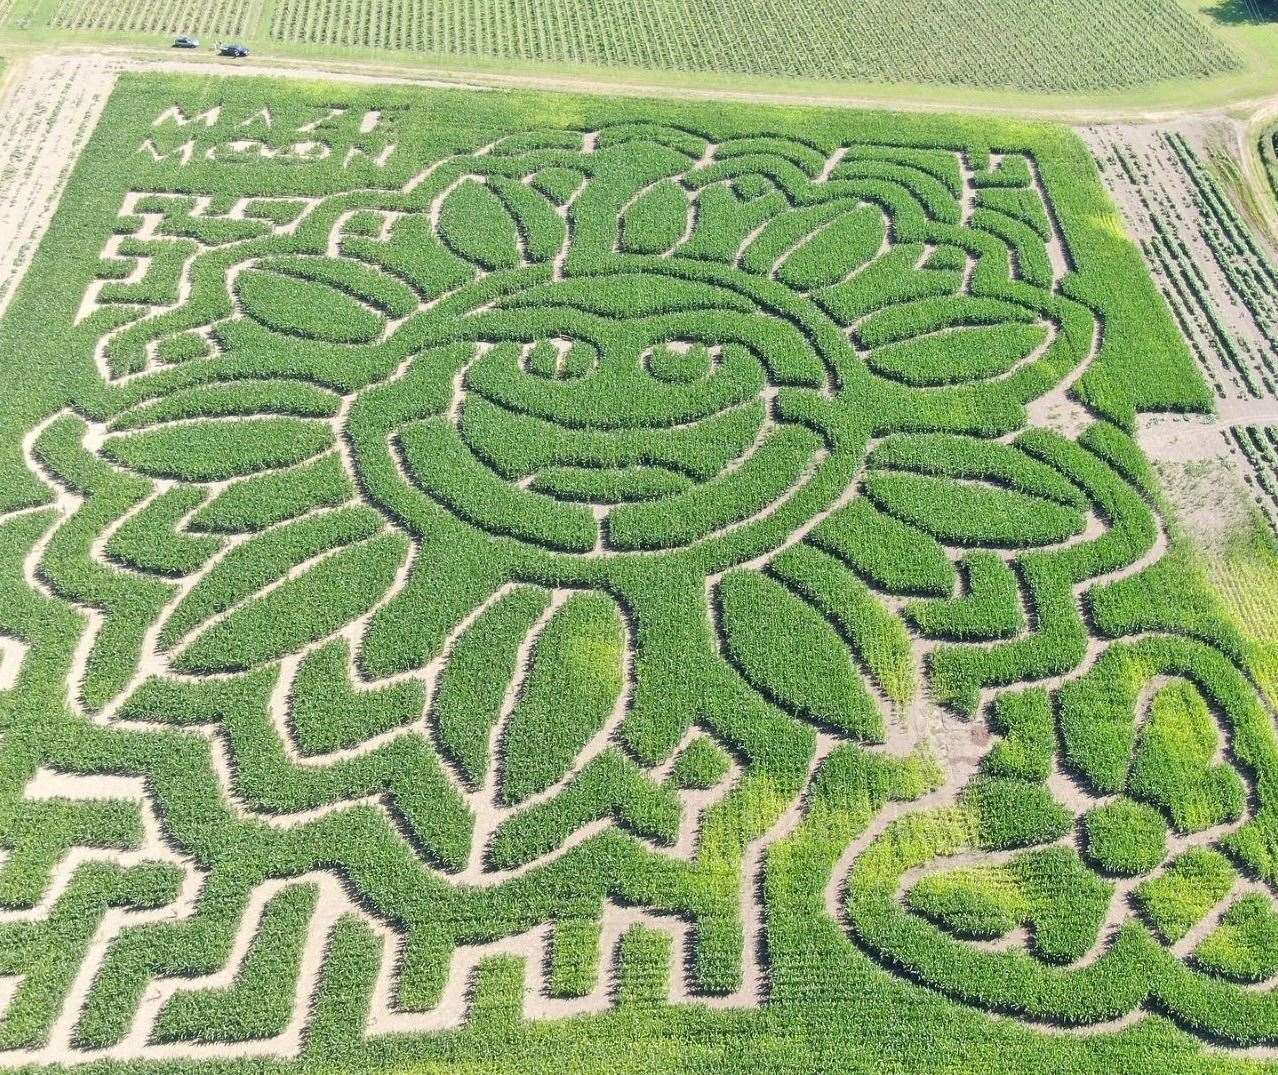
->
[173, 35, 198, 48]
[218, 43, 249, 57]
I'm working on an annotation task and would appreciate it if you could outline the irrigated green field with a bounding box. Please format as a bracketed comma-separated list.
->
[51, 0, 254, 38]
[0, 71, 1276, 1074]
[0, 0, 1246, 96]
[262, 0, 1236, 93]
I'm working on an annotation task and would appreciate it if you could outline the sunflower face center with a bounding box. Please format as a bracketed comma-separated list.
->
[361, 269, 840, 559]
[458, 338, 759, 514]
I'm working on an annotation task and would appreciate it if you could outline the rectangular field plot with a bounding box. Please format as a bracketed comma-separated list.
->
[1087, 119, 1278, 542]
[52, 0, 254, 35]
[1088, 122, 1278, 402]
[0, 71, 1274, 1073]
[267, 0, 1237, 92]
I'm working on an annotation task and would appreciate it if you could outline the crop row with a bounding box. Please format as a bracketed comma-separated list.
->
[1093, 130, 1278, 403]
[262, 0, 1237, 92]
[52, 0, 251, 34]
[1165, 133, 1278, 392]
[1229, 424, 1278, 534]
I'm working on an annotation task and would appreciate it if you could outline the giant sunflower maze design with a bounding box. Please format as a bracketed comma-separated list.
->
[2, 116, 1278, 1065]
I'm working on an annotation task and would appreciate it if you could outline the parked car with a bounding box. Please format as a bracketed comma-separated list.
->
[218, 43, 249, 57]
[173, 35, 198, 48]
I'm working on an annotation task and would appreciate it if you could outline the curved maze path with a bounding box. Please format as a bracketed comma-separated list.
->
[0, 110, 1276, 1066]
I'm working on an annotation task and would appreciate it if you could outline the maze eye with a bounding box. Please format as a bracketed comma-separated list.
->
[643, 342, 715, 383]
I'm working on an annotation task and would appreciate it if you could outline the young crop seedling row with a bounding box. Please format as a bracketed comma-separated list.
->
[1229, 424, 1278, 535]
[1086, 124, 1278, 404]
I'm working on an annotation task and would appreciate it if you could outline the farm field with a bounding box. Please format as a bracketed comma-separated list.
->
[0, 55, 117, 318]
[1087, 121, 1278, 404]
[0, 0, 1266, 108]
[1088, 115, 1278, 595]
[0, 64, 1275, 1073]
[1228, 424, 1278, 530]
[50, 0, 255, 38]
[261, 0, 1238, 94]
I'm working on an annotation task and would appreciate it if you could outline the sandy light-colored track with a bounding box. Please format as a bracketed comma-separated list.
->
[0, 55, 119, 318]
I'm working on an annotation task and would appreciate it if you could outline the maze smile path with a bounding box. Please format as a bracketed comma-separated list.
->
[0, 74, 1270, 1072]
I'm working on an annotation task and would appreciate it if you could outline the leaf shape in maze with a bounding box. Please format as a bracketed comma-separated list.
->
[101, 416, 334, 481]
[866, 433, 1088, 507]
[716, 570, 882, 741]
[423, 586, 654, 872]
[499, 591, 626, 805]
[256, 255, 420, 317]
[189, 452, 354, 533]
[857, 295, 1041, 346]
[174, 531, 409, 673]
[773, 204, 886, 292]
[436, 179, 523, 271]
[866, 321, 1050, 386]
[862, 471, 1087, 548]
[620, 179, 689, 255]
[237, 265, 390, 344]
[769, 542, 915, 706]
[433, 586, 554, 789]
[810, 497, 956, 597]
[107, 379, 342, 430]
[160, 506, 386, 647]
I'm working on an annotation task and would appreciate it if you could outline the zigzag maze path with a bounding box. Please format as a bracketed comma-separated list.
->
[0, 71, 1275, 1068]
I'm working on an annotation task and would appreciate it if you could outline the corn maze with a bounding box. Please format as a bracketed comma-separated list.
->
[0, 76, 1272, 1071]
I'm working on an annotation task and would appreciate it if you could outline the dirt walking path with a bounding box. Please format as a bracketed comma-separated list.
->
[21, 43, 1278, 127]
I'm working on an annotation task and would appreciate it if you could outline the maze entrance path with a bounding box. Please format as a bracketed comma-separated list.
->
[0, 72, 1272, 1070]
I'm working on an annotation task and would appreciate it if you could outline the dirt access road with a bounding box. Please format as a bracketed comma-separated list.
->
[2, 44, 1277, 314]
